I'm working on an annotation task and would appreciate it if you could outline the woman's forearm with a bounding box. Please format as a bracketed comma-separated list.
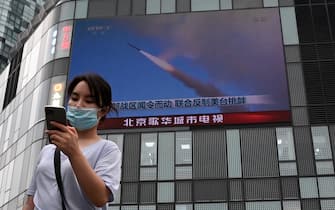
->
[69, 151, 110, 207]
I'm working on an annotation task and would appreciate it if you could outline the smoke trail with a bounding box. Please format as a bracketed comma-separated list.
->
[129, 43, 224, 97]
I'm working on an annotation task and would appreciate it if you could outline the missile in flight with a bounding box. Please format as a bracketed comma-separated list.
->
[128, 43, 224, 97]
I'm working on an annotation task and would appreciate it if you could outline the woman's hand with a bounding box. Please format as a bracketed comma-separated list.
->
[22, 196, 34, 210]
[46, 121, 80, 157]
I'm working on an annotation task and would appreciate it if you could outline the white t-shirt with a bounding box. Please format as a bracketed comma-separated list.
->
[27, 139, 121, 210]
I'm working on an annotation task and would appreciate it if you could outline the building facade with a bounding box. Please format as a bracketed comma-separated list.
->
[0, 0, 334, 210]
[0, 0, 46, 73]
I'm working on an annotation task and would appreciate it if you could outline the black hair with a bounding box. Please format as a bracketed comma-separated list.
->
[67, 73, 116, 121]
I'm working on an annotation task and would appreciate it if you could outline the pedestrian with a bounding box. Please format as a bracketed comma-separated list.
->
[22, 73, 121, 210]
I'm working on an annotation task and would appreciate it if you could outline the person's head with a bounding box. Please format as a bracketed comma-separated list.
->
[66, 73, 115, 130]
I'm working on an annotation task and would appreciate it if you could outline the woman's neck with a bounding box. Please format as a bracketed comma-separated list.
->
[77, 128, 100, 146]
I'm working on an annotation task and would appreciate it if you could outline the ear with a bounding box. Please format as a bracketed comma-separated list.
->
[98, 106, 110, 118]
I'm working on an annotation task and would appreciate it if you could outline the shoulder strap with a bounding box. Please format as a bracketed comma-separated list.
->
[54, 148, 66, 210]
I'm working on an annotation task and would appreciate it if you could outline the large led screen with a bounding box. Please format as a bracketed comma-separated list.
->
[69, 8, 291, 129]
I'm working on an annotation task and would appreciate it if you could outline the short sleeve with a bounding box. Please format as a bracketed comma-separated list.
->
[95, 141, 121, 201]
[26, 145, 49, 196]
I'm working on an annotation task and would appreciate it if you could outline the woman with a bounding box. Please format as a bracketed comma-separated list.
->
[23, 73, 121, 210]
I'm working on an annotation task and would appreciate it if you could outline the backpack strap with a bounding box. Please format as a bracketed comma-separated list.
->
[54, 148, 66, 210]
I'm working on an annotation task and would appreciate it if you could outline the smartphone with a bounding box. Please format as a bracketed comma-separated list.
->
[44, 105, 67, 130]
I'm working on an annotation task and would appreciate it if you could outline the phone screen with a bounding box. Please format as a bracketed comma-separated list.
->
[45, 105, 67, 130]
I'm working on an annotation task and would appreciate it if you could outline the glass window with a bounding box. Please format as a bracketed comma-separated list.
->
[318, 177, 335, 198]
[140, 167, 157, 180]
[162, 0, 175, 13]
[107, 206, 119, 210]
[59, 1, 75, 21]
[220, 0, 232, 9]
[191, 0, 220, 11]
[75, 0, 88, 19]
[227, 129, 242, 177]
[176, 166, 192, 179]
[121, 206, 138, 210]
[176, 204, 192, 210]
[299, 177, 319, 198]
[141, 133, 157, 166]
[176, 131, 192, 165]
[158, 132, 174, 180]
[316, 161, 335, 175]
[279, 162, 298, 176]
[194, 203, 227, 210]
[276, 127, 296, 161]
[139, 205, 155, 210]
[312, 126, 332, 160]
[280, 7, 299, 45]
[282, 201, 301, 210]
[320, 199, 335, 210]
[157, 182, 174, 203]
[146, 0, 160, 14]
[246, 201, 281, 210]
[263, 0, 279, 7]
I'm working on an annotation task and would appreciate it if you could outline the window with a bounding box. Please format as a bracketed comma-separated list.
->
[158, 132, 174, 180]
[157, 182, 174, 203]
[194, 203, 227, 210]
[312, 126, 332, 160]
[191, 0, 219, 11]
[312, 126, 334, 175]
[246, 201, 281, 210]
[176, 131, 192, 164]
[141, 133, 157, 166]
[299, 177, 318, 198]
[318, 177, 335, 198]
[146, 0, 160, 14]
[282, 201, 301, 210]
[276, 127, 296, 161]
[276, 127, 298, 176]
[227, 129, 242, 178]
[162, 0, 175, 13]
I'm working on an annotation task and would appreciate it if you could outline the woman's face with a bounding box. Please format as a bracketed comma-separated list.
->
[68, 81, 99, 109]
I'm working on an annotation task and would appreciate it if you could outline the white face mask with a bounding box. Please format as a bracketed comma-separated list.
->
[66, 106, 100, 131]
